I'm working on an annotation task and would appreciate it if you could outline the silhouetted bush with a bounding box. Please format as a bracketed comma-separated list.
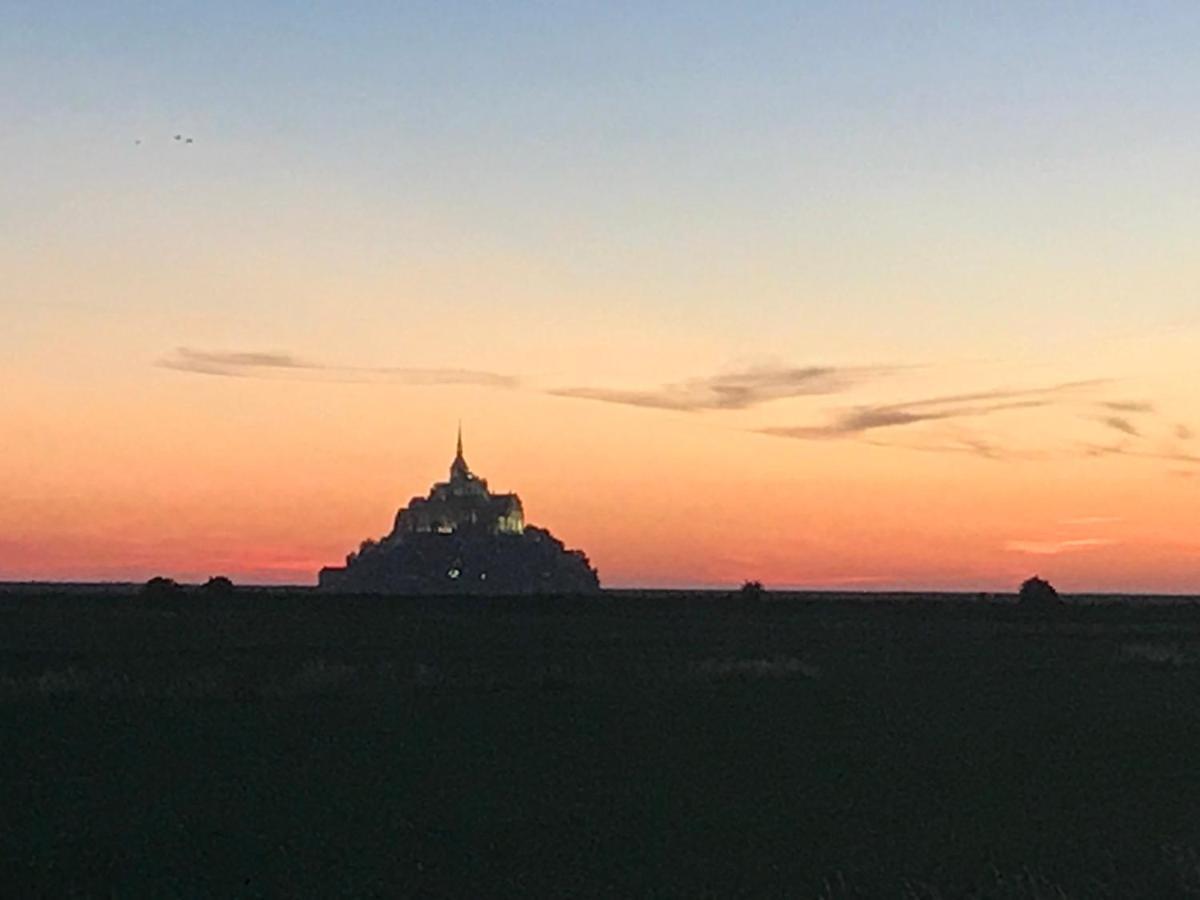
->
[200, 576, 235, 597]
[1018, 576, 1061, 608]
[739, 580, 767, 602]
[139, 576, 184, 602]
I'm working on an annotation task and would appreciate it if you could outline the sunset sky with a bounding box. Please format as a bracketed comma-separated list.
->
[4, 3, 1200, 590]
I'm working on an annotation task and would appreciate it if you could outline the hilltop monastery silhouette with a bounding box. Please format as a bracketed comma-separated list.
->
[318, 428, 600, 594]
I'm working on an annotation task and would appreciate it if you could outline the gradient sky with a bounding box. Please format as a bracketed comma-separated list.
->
[3, 2, 1200, 590]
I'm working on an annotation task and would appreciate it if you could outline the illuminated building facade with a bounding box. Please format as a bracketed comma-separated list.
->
[392, 426, 525, 536]
[318, 427, 599, 594]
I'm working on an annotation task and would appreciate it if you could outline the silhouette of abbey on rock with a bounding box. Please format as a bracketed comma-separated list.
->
[318, 427, 600, 595]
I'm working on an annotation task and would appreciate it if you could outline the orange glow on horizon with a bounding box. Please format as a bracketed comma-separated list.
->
[3, 372, 1198, 593]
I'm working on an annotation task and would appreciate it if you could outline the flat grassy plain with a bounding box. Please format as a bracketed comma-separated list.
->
[4, 587, 1200, 897]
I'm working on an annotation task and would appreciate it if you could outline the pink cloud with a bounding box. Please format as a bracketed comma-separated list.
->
[1004, 538, 1118, 556]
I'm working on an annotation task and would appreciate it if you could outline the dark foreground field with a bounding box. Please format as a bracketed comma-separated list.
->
[4, 588, 1200, 897]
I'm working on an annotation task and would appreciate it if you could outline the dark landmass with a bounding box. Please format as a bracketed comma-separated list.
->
[319, 526, 600, 595]
[5, 585, 1200, 896]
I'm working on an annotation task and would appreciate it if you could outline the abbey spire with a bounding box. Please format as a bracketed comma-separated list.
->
[450, 421, 471, 482]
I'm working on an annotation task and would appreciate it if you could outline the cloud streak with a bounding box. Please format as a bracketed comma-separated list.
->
[1060, 516, 1122, 526]
[1100, 400, 1155, 414]
[158, 348, 518, 388]
[1079, 441, 1200, 466]
[861, 435, 1045, 461]
[1095, 415, 1140, 438]
[1005, 538, 1119, 556]
[550, 364, 892, 412]
[760, 380, 1106, 441]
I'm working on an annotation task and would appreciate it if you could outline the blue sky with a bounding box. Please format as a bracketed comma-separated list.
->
[5, 3, 1200, 346]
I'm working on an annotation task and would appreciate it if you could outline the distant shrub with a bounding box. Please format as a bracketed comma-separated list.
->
[1018, 575, 1061, 608]
[200, 575, 235, 597]
[738, 580, 767, 602]
[139, 576, 184, 602]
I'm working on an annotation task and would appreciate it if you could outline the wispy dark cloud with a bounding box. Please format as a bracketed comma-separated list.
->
[160, 349, 317, 376]
[158, 348, 518, 388]
[861, 435, 1045, 462]
[760, 380, 1104, 441]
[550, 364, 891, 412]
[1095, 415, 1140, 438]
[1079, 441, 1200, 466]
[1100, 400, 1155, 414]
